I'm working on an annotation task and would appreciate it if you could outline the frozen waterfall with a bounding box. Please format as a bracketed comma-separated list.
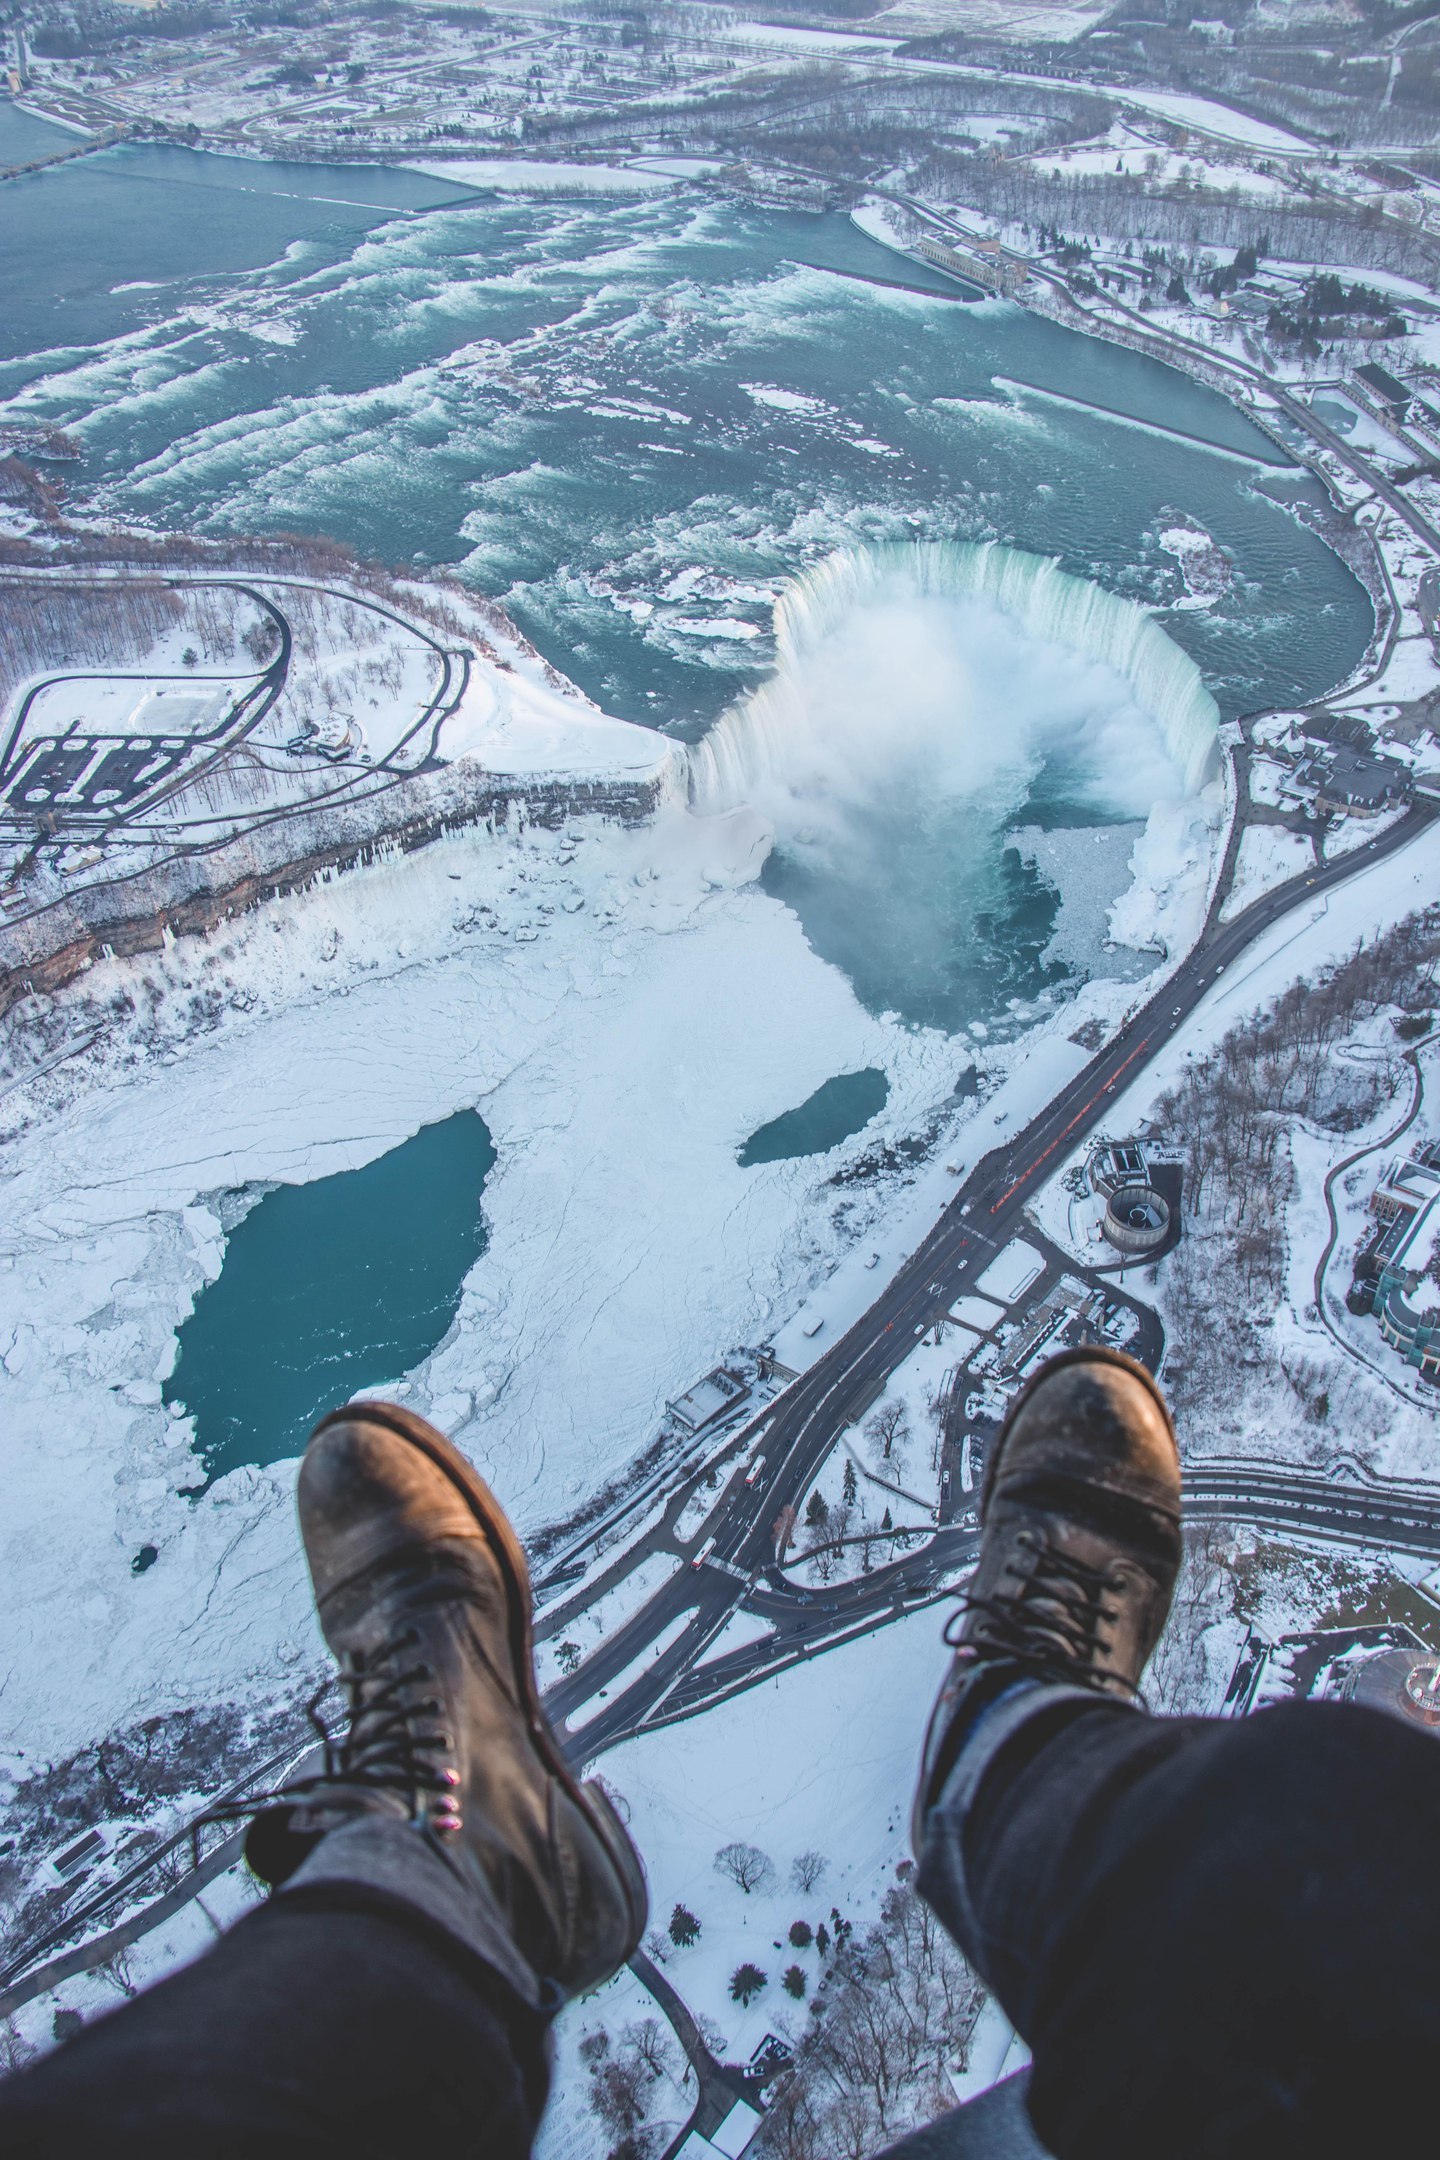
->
[686, 541, 1222, 812]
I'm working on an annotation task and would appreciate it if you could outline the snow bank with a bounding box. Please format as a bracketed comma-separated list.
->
[1219, 824, 1314, 922]
[439, 651, 672, 778]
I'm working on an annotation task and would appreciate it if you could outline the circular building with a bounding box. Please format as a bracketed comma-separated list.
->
[1104, 1183, 1170, 1257]
[1342, 1651, 1440, 1730]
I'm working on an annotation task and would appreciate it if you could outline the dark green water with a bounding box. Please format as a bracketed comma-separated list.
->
[739, 1069, 889, 1166]
[166, 1112, 495, 1480]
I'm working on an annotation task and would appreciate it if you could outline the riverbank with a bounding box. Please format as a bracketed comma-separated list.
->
[0, 534, 678, 1026]
[881, 190, 1440, 771]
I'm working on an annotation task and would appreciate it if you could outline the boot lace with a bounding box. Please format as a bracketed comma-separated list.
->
[944, 1531, 1135, 1692]
[199, 1622, 459, 1855]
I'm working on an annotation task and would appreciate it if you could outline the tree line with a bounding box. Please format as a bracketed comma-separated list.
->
[913, 151, 1440, 287]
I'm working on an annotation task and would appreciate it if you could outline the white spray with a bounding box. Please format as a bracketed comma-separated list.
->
[686, 541, 1221, 824]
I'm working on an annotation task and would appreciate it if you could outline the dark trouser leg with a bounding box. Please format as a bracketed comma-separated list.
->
[917, 1693, 1440, 2160]
[0, 1889, 549, 2160]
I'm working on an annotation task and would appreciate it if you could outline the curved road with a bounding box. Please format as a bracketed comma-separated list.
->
[543, 795, 1437, 1754]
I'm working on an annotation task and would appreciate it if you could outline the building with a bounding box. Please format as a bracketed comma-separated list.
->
[1225, 1623, 1440, 1732]
[913, 234, 1027, 298]
[1104, 1182, 1171, 1257]
[998, 1277, 1106, 1377]
[1283, 741, 1409, 818]
[1370, 1152, 1440, 1229]
[1086, 1137, 1149, 1198]
[1354, 360, 1412, 422]
[666, 1365, 751, 1434]
[1360, 1154, 1440, 1377]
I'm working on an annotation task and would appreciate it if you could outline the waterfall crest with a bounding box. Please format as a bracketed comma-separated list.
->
[686, 541, 1221, 809]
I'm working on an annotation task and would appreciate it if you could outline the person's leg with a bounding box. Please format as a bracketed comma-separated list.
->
[926, 1691, 1440, 2160]
[910, 1348, 1440, 2160]
[0, 1890, 548, 2159]
[0, 1401, 648, 2154]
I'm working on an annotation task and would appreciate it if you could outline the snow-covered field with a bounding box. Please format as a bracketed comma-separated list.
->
[0, 789, 962, 1765]
[599, 1607, 955, 2059]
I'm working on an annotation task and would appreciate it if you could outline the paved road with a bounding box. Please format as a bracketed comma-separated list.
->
[0, 567, 471, 937]
[0, 580, 292, 822]
[4, 794, 1436, 2011]
[561, 1450, 1440, 1753]
[544, 798, 1437, 1754]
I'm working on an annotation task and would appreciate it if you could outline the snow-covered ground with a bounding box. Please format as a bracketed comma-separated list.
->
[596, 1607, 954, 2062]
[0, 702, 1228, 1777]
[0, 791, 965, 1765]
[723, 20, 899, 56]
[1097, 85, 1312, 154]
[1219, 823, 1315, 921]
[404, 160, 674, 194]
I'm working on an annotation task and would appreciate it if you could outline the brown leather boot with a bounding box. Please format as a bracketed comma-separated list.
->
[246, 1402, 648, 2006]
[912, 1346, 1182, 1848]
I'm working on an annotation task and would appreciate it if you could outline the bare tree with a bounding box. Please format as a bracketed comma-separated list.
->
[624, 2017, 672, 2081]
[583, 2021, 671, 2160]
[792, 1849, 827, 1894]
[715, 1842, 776, 1896]
[755, 1881, 984, 2160]
[867, 1403, 907, 1464]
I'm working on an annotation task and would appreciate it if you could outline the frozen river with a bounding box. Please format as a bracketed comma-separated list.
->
[1, 116, 1375, 1494]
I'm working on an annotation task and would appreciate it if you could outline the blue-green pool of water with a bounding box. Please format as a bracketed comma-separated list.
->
[739, 1069, 890, 1166]
[166, 1112, 495, 1479]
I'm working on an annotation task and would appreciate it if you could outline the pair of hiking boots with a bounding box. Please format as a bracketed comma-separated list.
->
[249, 1348, 1181, 2002]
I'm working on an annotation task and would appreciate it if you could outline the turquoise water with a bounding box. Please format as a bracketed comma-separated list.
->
[0, 101, 79, 164]
[739, 1069, 890, 1166]
[1, 144, 1372, 1024]
[2, 145, 1367, 742]
[165, 1113, 495, 1480]
[3, 140, 1377, 1465]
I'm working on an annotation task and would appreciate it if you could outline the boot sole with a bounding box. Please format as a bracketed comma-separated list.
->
[310, 1399, 650, 1964]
